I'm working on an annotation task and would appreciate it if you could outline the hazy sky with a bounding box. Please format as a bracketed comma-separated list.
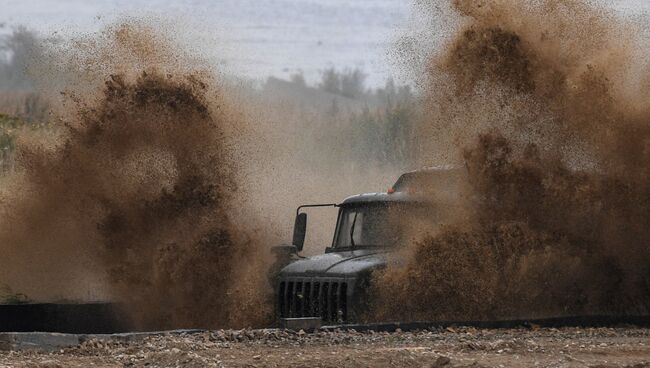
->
[1, 0, 649, 86]
[1, 0, 412, 87]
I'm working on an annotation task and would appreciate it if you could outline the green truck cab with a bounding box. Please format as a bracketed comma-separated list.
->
[274, 168, 462, 326]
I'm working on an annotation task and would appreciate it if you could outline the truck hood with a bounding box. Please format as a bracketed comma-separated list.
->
[280, 249, 388, 276]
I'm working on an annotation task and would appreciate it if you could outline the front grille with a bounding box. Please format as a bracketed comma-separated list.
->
[278, 279, 348, 323]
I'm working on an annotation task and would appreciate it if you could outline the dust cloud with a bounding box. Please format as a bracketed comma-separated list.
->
[0, 20, 401, 330]
[372, 0, 650, 321]
[3, 0, 647, 328]
[0, 23, 273, 329]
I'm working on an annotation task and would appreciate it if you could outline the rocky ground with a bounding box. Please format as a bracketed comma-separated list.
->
[0, 327, 649, 367]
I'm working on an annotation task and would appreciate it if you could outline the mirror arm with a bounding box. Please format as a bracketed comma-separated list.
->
[296, 203, 338, 217]
[292, 204, 338, 253]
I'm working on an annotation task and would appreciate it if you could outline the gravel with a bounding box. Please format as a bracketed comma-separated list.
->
[0, 327, 649, 367]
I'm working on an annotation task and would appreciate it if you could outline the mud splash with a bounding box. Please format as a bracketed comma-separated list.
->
[372, 0, 650, 321]
[0, 24, 271, 329]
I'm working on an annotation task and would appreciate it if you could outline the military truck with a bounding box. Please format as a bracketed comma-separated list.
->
[273, 167, 463, 327]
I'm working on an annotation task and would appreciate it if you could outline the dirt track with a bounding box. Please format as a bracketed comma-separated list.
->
[1, 327, 649, 367]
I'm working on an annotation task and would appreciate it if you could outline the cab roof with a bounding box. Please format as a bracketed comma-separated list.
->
[392, 166, 464, 192]
[340, 191, 416, 206]
[340, 166, 465, 206]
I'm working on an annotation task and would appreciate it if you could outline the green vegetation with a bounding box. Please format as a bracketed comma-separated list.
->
[0, 114, 21, 172]
[0, 114, 52, 173]
[0, 284, 30, 304]
[347, 101, 416, 167]
[0, 26, 39, 92]
[286, 68, 418, 169]
[0, 27, 49, 122]
[1, 28, 417, 176]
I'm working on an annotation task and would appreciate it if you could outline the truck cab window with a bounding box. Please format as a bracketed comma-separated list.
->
[333, 204, 405, 248]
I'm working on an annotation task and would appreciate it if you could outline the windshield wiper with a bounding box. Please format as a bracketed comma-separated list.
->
[349, 212, 358, 248]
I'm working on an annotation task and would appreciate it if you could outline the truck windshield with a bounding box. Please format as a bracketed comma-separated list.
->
[333, 204, 406, 249]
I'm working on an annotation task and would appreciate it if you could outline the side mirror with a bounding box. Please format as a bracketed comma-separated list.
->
[292, 212, 307, 252]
